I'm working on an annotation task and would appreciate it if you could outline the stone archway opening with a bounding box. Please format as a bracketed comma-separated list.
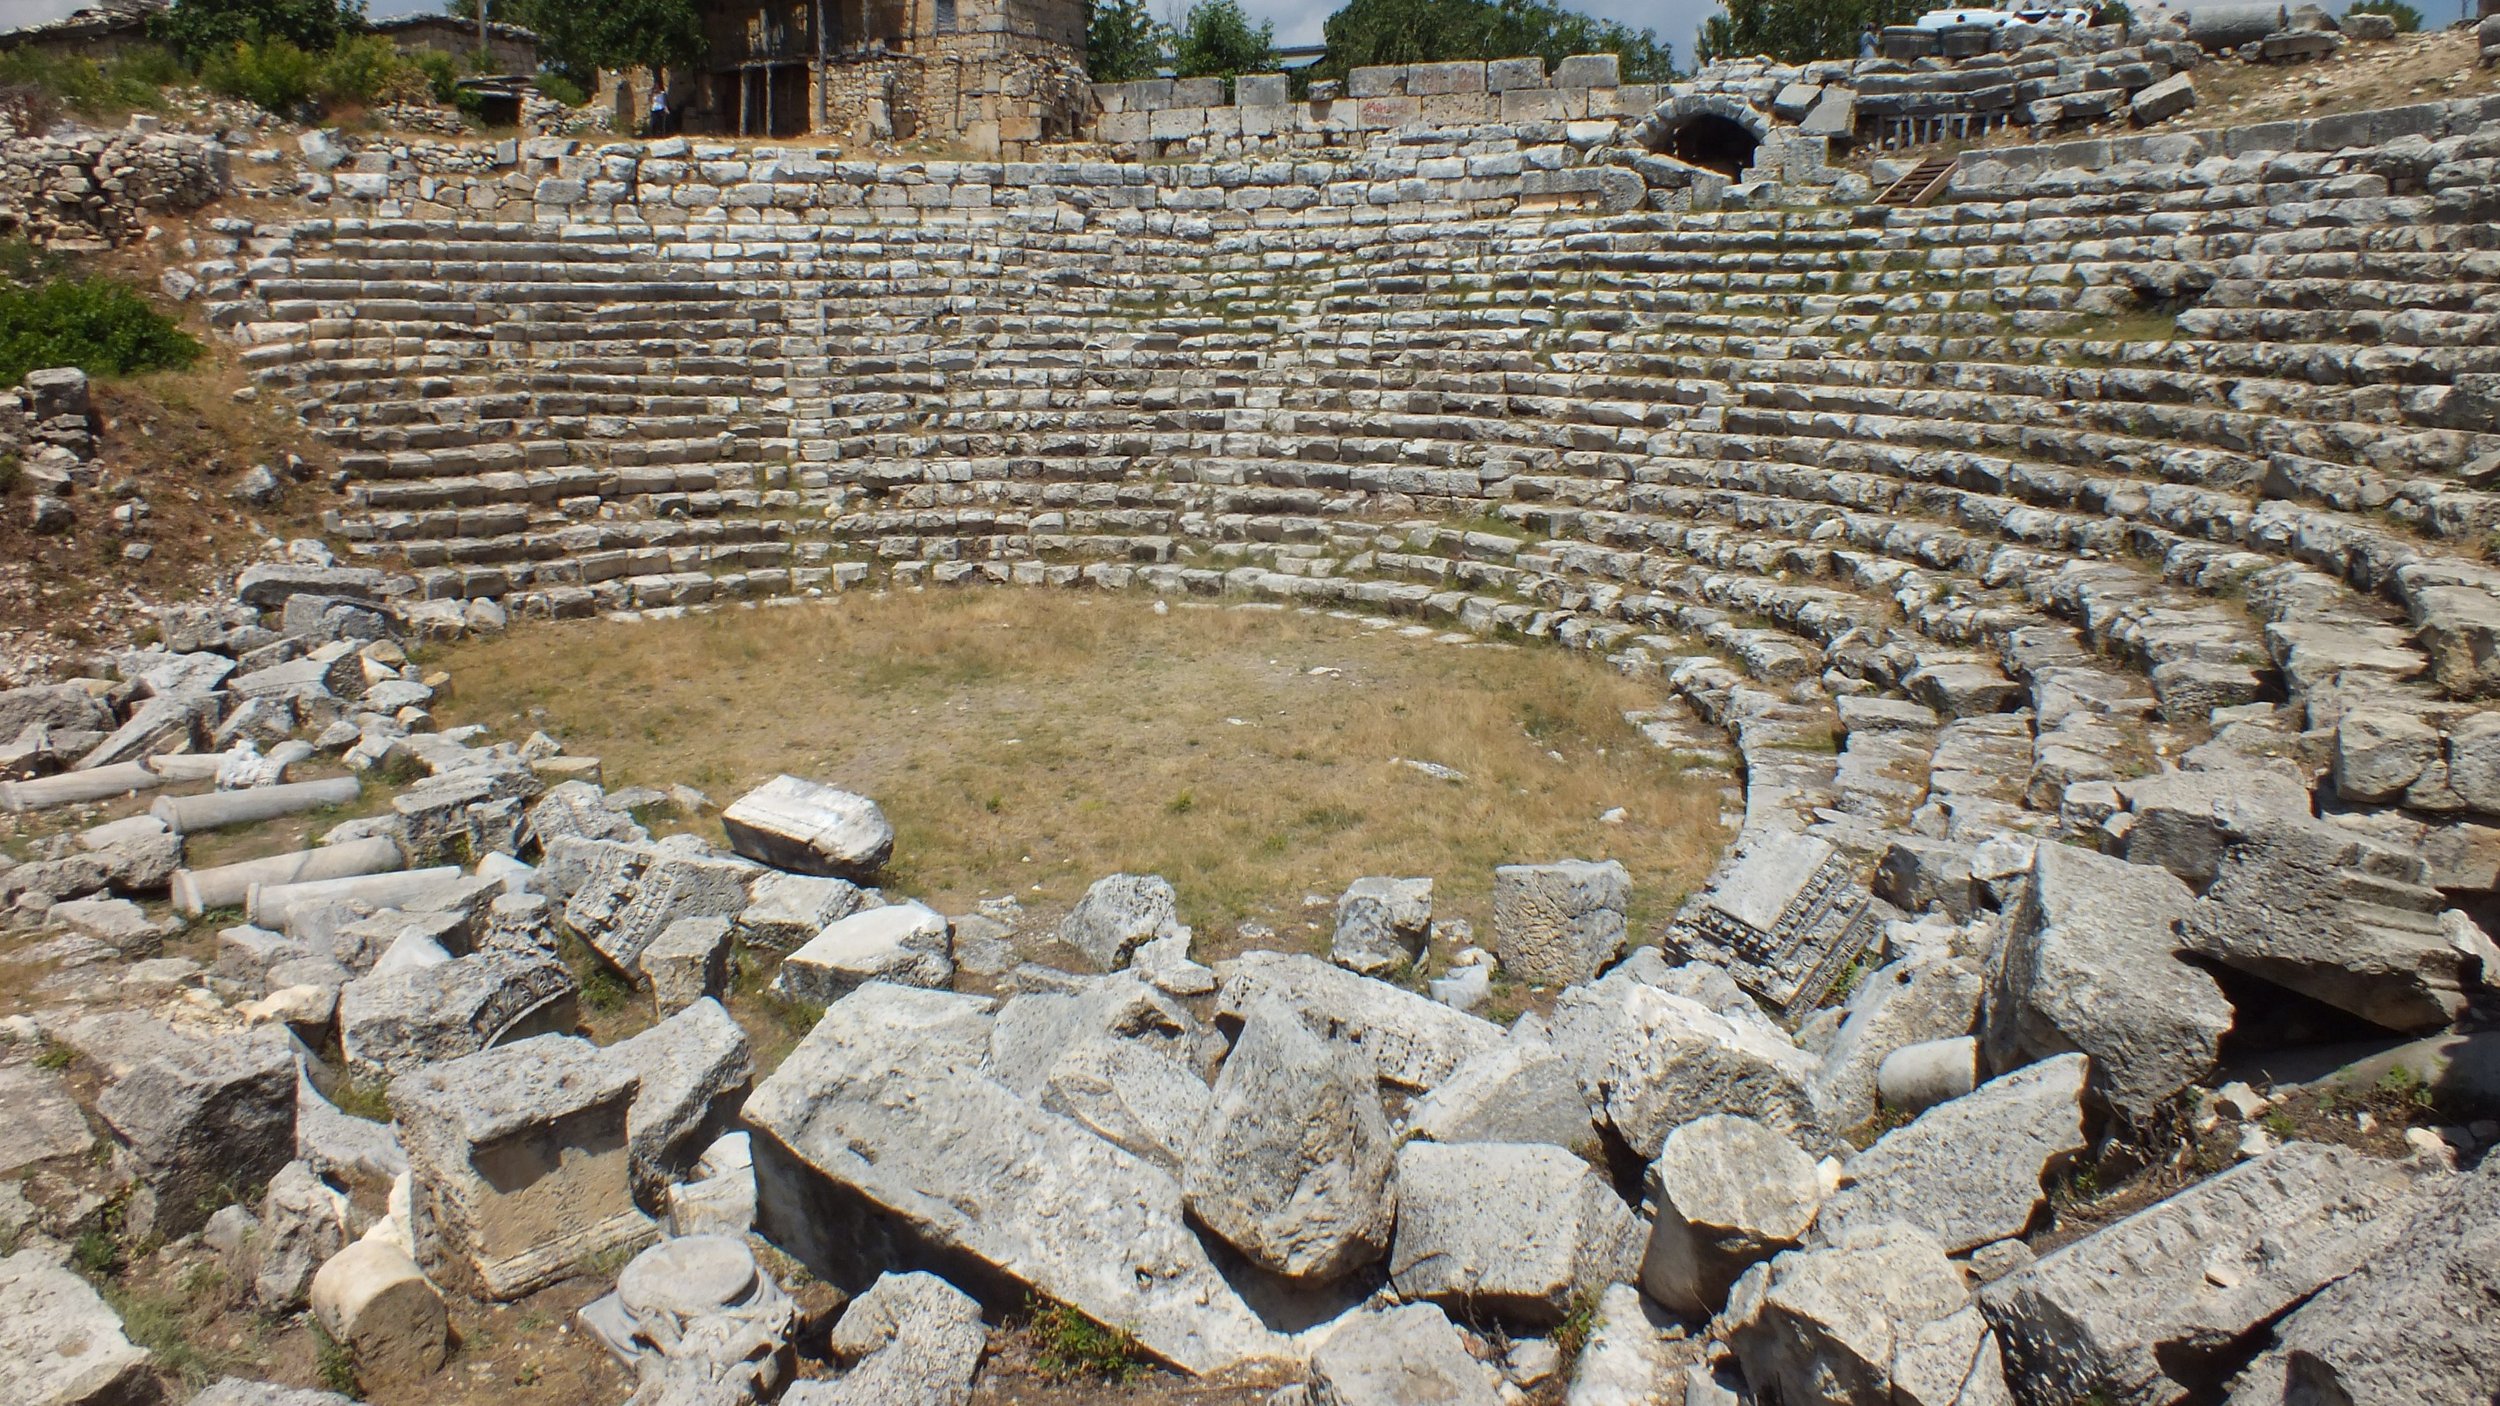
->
[1664, 114, 1762, 180]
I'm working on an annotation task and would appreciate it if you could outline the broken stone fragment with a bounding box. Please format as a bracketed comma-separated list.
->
[1723, 1221, 2009, 1406]
[771, 900, 954, 1005]
[1388, 1140, 1640, 1326]
[310, 1237, 447, 1385]
[0, 1247, 156, 1406]
[1980, 1141, 2431, 1405]
[393, 1034, 655, 1300]
[1639, 1113, 1825, 1318]
[1215, 949, 1504, 1092]
[1816, 1053, 2087, 1255]
[720, 774, 893, 879]
[1405, 1037, 1596, 1151]
[581, 1234, 795, 1401]
[1546, 975, 1826, 1157]
[1060, 872, 1185, 971]
[68, 1012, 298, 1239]
[1331, 875, 1432, 976]
[1182, 997, 1395, 1282]
[783, 1270, 984, 1406]
[1982, 841, 2229, 1127]
[609, 998, 754, 1209]
[1308, 1302, 1500, 1406]
[1492, 859, 1630, 986]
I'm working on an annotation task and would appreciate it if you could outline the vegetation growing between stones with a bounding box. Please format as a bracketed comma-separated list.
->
[1025, 1295, 1148, 1383]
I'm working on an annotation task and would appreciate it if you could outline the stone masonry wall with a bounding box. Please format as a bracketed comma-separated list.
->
[1091, 54, 1657, 161]
[0, 124, 228, 247]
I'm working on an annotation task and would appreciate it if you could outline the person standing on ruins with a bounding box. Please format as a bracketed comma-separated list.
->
[649, 80, 672, 136]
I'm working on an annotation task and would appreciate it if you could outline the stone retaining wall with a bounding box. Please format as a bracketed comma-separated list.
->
[1089, 55, 1659, 161]
[1951, 94, 2500, 185]
[0, 125, 227, 246]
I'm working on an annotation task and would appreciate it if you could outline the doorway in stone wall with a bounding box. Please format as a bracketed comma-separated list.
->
[1663, 114, 1760, 180]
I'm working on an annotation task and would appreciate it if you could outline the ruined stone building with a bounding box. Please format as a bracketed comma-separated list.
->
[599, 0, 1089, 155]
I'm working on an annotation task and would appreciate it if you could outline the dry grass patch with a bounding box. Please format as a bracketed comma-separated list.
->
[435, 591, 1731, 949]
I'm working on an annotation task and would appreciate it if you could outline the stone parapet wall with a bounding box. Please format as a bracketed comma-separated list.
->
[1089, 55, 1657, 161]
[1950, 94, 2500, 185]
[0, 125, 228, 246]
[318, 131, 1648, 230]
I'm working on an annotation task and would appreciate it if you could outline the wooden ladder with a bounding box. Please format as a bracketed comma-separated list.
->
[1874, 155, 1959, 208]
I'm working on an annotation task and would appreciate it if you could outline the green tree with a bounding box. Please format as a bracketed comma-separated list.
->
[451, 0, 705, 86]
[2344, 0, 2420, 31]
[1173, 0, 1276, 78]
[1318, 0, 1673, 86]
[1695, 0, 1913, 65]
[152, 0, 362, 61]
[1087, 0, 1169, 82]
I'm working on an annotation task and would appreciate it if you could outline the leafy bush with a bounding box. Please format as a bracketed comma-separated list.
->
[0, 43, 187, 117]
[198, 36, 320, 112]
[1173, 0, 1276, 78]
[1087, 0, 1168, 83]
[1698, 0, 1920, 65]
[1319, 0, 1675, 85]
[2345, 0, 2420, 31]
[0, 277, 201, 386]
[535, 69, 590, 107]
[316, 33, 430, 106]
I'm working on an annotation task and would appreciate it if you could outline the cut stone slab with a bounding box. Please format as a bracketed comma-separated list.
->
[310, 1238, 447, 1384]
[609, 998, 755, 1208]
[1387, 1140, 1640, 1326]
[2184, 806, 2484, 1033]
[771, 900, 954, 1006]
[1308, 1303, 1499, 1406]
[0, 1247, 156, 1406]
[720, 775, 893, 880]
[744, 983, 1285, 1375]
[1181, 997, 1395, 1282]
[1639, 1113, 1824, 1317]
[2226, 1153, 2500, 1406]
[1546, 977, 1826, 1157]
[641, 916, 731, 1016]
[1036, 1036, 1211, 1174]
[1666, 832, 1881, 1015]
[1983, 842, 2230, 1127]
[1817, 1053, 2087, 1255]
[1724, 1222, 2009, 1406]
[1331, 875, 1432, 976]
[0, 1061, 93, 1175]
[1980, 1141, 2431, 1406]
[1215, 950, 1502, 1091]
[69, 1013, 297, 1238]
[1567, 1284, 1681, 1406]
[2119, 768, 2314, 889]
[1492, 859, 1629, 986]
[790, 1269, 984, 1406]
[337, 949, 577, 1077]
[1404, 1038, 1595, 1151]
[1813, 952, 1985, 1134]
[394, 1034, 655, 1300]
[1061, 873, 1184, 971]
[734, 871, 865, 951]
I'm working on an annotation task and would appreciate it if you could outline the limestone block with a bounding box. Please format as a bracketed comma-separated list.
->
[0, 1248, 155, 1406]
[1183, 998, 1394, 1281]
[337, 949, 577, 1077]
[1982, 842, 2228, 1127]
[191, 1379, 356, 1406]
[2130, 71, 2196, 124]
[1553, 53, 1619, 87]
[1492, 859, 1629, 986]
[1331, 875, 1432, 975]
[1405, 1037, 1595, 1150]
[1486, 56, 1546, 90]
[745, 984, 1283, 1375]
[1641, 1113, 1824, 1317]
[1875, 1036, 1979, 1115]
[1215, 950, 1503, 1091]
[1981, 1143, 2429, 1405]
[1567, 1284, 1681, 1406]
[734, 871, 864, 951]
[640, 915, 730, 1016]
[1347, 64, 1407, 98]
[310, 1239, 447, 1384]
[1669, 832, 1880, 1014]
[1061, 872, 1183, 970]
[1818, 1054, 2086, 1254]
[1547, 976, 1826, 1157]
[1724, 1222, 2008, 1406]
[1407, 61, 1485, 96]
[792, 1270, 983, 1406]
[1233, 73, 1288, 106]
[771, 900, 954, 1005]
[1036, 1035, 1210, 1173]
[1389, 1141, 1639, 1325]
[69, 1012, 297, 1238]
[1309, 1303, 1498, 1406]
[610, 999, 753, 1207]
[254, 1160, 348, 1312]
[0, 1060, 95, 1176]
[394, 1035, 655, 1300]
[719, 774, 892, 879]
